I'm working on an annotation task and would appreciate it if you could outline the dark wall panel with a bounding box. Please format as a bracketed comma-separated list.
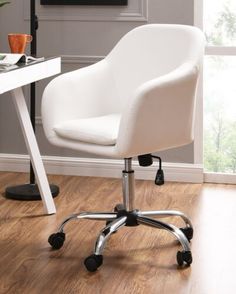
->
[40, 0, 128, 5]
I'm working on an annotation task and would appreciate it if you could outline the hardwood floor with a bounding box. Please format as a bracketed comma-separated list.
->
[0, 171, 235, 294]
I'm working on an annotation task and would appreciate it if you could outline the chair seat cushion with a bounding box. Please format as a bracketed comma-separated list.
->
[54, 113, 121, 146]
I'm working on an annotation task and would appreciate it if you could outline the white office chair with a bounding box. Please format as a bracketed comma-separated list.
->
[42, 24, 205, 272]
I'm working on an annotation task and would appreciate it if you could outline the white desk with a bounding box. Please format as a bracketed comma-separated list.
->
[0, 57, 61, 214]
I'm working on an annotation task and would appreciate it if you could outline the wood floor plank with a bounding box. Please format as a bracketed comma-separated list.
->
[0, 171, 235, 294]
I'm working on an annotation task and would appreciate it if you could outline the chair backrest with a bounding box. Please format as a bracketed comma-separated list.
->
[106, 24, 204, 113]
[42, 24, 204, 157]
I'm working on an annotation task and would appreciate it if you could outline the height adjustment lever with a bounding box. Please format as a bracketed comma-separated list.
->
[137, 154, 165, 186]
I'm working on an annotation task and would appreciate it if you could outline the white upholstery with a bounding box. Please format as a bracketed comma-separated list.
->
[42, 24, 205, 158]
[54, 113, 121, 146]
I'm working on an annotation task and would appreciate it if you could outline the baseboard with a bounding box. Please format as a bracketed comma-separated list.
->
[204, 172, 236, 184]
[0, 154, 203, 183]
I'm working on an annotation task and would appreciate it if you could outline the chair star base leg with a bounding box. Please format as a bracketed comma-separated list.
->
[48, 205, 193, 271]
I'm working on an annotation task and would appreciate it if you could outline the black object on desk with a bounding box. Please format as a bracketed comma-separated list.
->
[5, 0, 59, 200]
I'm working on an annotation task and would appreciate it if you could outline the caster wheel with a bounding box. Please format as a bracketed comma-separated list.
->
[177, 251, 192, 266]
[114, 204, 125, 212]
[48, 232, 65, 250]
[84, 254, 103, 272]
[180, 227, 193, 241]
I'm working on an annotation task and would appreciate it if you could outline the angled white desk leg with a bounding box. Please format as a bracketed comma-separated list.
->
[11, 87, 56, 215]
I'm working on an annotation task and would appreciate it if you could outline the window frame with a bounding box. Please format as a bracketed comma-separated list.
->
[194, 0, 236, 184]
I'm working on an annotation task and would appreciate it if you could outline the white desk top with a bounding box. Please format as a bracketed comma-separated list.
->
[0, 57, 61, 94]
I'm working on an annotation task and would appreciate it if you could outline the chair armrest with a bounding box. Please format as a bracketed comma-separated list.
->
[116, 62, 200, 157]
[42, 59, 114, 140]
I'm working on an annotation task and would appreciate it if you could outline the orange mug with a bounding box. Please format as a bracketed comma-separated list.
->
[8, 34, 33, 54]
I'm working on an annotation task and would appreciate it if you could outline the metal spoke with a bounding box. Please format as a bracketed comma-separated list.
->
[137, 216, 191, 252]
[94, 216, 127, 255]
[138, 210, 193, 228]
[58, 212, 117, 232]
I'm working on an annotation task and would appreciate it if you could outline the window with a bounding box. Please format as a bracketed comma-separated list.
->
[195, 0, 236, 184]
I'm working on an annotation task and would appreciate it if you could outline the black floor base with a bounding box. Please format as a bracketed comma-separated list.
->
[5, 183, 60, 201]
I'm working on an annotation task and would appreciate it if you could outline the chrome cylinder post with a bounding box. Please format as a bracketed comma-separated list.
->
[122, 158, 135, 211]
[124, 158, 132, 170]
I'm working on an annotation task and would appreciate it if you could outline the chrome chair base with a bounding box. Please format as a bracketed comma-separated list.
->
[48, 158, 193, 272]
[48, 204, 193, 272]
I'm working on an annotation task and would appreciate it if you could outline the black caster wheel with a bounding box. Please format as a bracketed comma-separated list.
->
[180, 227, 193, 241]
[48, 232, 65, 250]
[177, 250, 192, 266]
[84, 254, 103, 272]
[114, 204, 125, 212]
